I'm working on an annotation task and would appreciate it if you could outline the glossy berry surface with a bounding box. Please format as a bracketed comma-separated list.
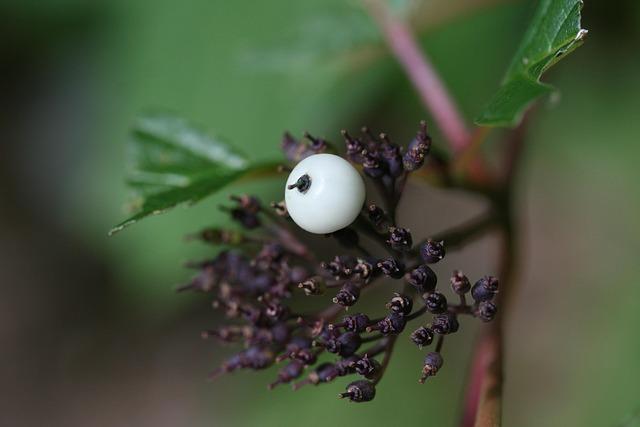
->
[285, 154, 365, 234]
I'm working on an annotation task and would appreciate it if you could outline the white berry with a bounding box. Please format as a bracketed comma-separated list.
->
[285, 154, 366, 234]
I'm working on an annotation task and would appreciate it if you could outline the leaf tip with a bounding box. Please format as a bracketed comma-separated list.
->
[108, 220, 135, 236]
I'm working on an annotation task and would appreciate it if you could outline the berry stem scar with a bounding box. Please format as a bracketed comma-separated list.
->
[287, 173, 312, 193]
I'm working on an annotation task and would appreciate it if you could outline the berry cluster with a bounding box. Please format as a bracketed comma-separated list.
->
[181, 122, 498, 402]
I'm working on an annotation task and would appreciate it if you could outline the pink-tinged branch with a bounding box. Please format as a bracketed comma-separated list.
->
[462, 324, 503, 427]
[363, 0, 471, 152]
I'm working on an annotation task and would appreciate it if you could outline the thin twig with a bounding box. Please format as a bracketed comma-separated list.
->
[363, 0, 471, 152]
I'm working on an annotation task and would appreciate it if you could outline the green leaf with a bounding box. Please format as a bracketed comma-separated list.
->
[475, 0, 587, 127]
[110, 114, 276, 235]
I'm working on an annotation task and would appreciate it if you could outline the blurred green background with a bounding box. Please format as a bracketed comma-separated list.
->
[2, 0, 639, 426]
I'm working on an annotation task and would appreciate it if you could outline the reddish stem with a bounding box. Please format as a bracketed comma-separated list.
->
[363, 0, 471, 152]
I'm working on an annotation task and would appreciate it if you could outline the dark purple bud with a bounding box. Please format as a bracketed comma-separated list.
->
[476, 301, 498, 322]
[282, 131, 327, 162]
[377, 257, 405, 279]
[298, 276, 326, 296]
[339, 380, 376, 402]
[276, 337, 312, 362]
[367, 204, 390, 230]
[450, 270, 471, 295]
[386, 293, 413, 315]
[334, 313, 370, 333]
[268, 361, 304, 389]
[269, 323, 291, 344]
[420, 240, 445, 263]
[333, 282, 360, 307]
[255, 242, 285, 268]
[322, 255, 357, 279]
[380, 135, 403, 178]
[419, 352, 443, 383]
[335, 356, 359, 376]
[314, 322, 340, 341]
[239, 305, 266, 325]
[405, 264, 437, 293]
[387, 227, 413, 251]
[247, 273, 275, 294]
[353, 355, 381, 379]
[209, 352, 245, 379]
[310, 362, 340, 384]
[288, 266, 308, 283]
[325, 331, 362, 357]
[403, 121, 431, 172]
[471, 276, 499, 302]
[290, 348, 318, 365]
[424, 291, 448, 314]
[370, 312, 406, 335]
[351, 258, 377, 282]
[264, 300, 289, 321]
[362, 150, 385, 178]
[431, 312, 459, 335]
[231, 194, 260, 213]
[410, 326, 434, 348]
[341, 129, 365, 163]
[303, 131, 328, 153]
[180, 267, 218, 292]
[242, 346, 275, 370]
[228, 195, 262, 229]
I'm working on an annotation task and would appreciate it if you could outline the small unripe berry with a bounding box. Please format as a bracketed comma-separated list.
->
[290, 347, 318, 365]
[380, 136, 403, 178]
[367, 204, 389, 229]
[353, 355, 381, 379]
[424, 291, 448, 314]
[325, 332, 362, 357]
[309, 362, 339, 384]
[338, 313, 370, 333]
[335, 356, 359, 376]
[387, 227, 413, 251]
[342, 130, 365, 163]
[431, 312, 459, 335]
[420, 240, 445, 263]
[322, 255, 357, 278]
[386, 293, 413, 315]
[242, 346, 275, 370]
[298, 276, 326, 296]
[340, 380, 376, 402]
[403, 121, 431, 172]
[362, 150, 385, 178]
[476, 300, 498, 322]
[268, 361, 305, 389]
[377, 257, 405, 279]
[419, 352, 443, 383]
[371, 312, 406, 335]
[450, 270, 471, 295]
[351, 258, 377, 282]
[406, 264, 437, 293]
[333, 282, 360, 307]
[471, 276, 499, 302]
[410, 326, 434, 348]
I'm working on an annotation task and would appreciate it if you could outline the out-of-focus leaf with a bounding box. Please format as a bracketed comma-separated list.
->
[236, 0, 504, 74]
[475, 0, 587, 127]
[110, 114, 277, 235]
